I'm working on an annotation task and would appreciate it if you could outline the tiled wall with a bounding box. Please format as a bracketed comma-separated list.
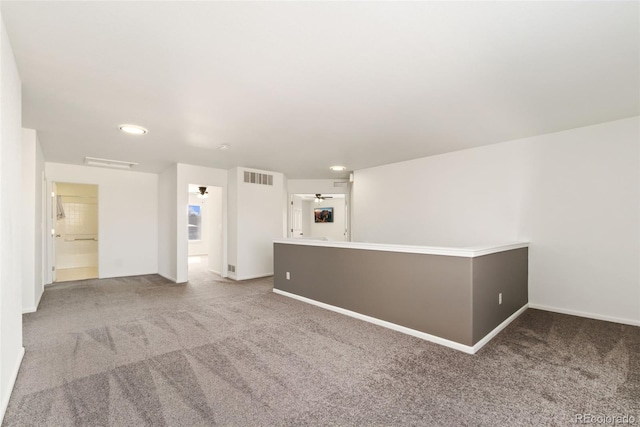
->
[59, 197, 98, 237]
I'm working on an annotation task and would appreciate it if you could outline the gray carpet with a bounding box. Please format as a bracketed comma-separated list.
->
[3, 267, 639, 426]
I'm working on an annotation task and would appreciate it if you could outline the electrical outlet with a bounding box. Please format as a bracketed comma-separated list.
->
[498, 293, 503, 305]
[286, 272, 290, 280]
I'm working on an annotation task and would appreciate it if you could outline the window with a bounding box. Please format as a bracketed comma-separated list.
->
[188, 205, 201, 240]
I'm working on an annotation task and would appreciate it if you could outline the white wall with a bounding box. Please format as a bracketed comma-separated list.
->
[158, 164, 177, 281]
[175, 164, 227, 283]
[228, 167, 285, 280]
[307, 198, 347, 241]
[524, 118, 639, 325]
[21, 129, 45, 313]
[45, 163, 159, 279]
[207, 186, 223, 274]
[288, 179, 350, 195]
[0, 14, 24, 423]
[353, 117, 640, 325]
[353, 140, 527, 247]
[301, 198, 311, 237]
[227, 168, 238, 276]
[35, 135, 44, 299]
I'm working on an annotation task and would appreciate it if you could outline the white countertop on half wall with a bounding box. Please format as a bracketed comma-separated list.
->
[273, 239, 529, 258]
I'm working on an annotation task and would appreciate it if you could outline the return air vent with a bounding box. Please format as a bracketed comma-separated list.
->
[333, 181, 348, 188]
[244, 171, 273, 186]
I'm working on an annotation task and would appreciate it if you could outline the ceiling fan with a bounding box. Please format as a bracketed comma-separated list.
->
[314, 194, 333, 203]
[197, 187, 208, 199]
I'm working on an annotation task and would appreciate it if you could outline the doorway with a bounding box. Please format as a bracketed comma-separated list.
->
[53, 182, 99, 282]
[289, 193, 349, 241]
[187, 184, 223, 279]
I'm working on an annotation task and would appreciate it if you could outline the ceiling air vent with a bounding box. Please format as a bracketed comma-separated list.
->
[84, 156, 138, 170]
[244, 171, 273, 186]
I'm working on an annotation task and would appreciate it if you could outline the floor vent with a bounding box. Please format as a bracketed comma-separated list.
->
[244, 171, 273, 186]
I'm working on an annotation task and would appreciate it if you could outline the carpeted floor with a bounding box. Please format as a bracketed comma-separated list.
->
[3, 266, 639, 426]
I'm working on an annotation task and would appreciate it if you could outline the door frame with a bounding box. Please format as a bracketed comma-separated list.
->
[288, 193, 350, 241]
[181, 183, 228, 282]
[47, 181, 100, 283]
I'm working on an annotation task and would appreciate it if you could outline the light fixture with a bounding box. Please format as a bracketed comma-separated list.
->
[84, 156, 139, 169]
[118, 124, 148, 135]
[314, 193, 331, 203]
[330, 165, 346, 171]
[197, 186, 209, 199]
[219, 144, 230, 151]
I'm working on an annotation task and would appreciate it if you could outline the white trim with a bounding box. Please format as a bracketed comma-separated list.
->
[273, 239, 528, 258]
[529, 303, 640, 327]
[35, 287, 43, 310]
[0, 347, 25, 424]
[234, 273, 273, 281]
[22, 285, 44, 314]
[207, 269, 221, 275]
[158, 272, 177, 283]
[273, 289, 475, 353]
[471, 304, 529, 353]
[273, 289, 528, 354]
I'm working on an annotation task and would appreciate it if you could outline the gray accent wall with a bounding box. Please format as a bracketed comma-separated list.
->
[472, 248, 529, 343]
[274, 243, 528, 347]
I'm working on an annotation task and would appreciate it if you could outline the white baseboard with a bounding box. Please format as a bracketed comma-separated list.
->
[0, 346, 25, 424]
[273, 289, 475, 353]
[528, 303, 640, 327]
[22, 288, 44, 314]
[36, 288, 43, 310]
[273, 289, 527, 354]
[207, 269, 221, 275]
[157, 273, 177, 283]
[471, 304, 529, 353]
[233, 273, 273, 281]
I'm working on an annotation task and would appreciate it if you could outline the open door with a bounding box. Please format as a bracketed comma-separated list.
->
[288, 193, 349, 241]
[290, 195, 303, 237]
[50, 182, 57, 283]
[187, 184, 224, 279]
[52, 182, 99, 282]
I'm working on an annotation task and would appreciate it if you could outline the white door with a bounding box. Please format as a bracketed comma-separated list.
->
[290, 195, 303, 237]
[50, 182, 57, 283]
[344, 196, 350, 240]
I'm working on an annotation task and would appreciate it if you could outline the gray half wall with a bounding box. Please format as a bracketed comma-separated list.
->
[472, 248, 529, 343]
[274, 243, 528, 347]
[274, 244, 474, 345]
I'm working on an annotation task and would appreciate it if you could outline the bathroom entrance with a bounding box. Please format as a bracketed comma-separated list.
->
[53, 182, 99, 282]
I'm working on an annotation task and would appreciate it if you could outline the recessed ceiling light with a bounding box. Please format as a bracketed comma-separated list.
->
[330, 165, 346, 171]
[219, 144, 230, 151]
[118, 124, 148, 135]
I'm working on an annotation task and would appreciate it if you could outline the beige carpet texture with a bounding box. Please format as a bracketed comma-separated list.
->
[3, 268, 639, 426]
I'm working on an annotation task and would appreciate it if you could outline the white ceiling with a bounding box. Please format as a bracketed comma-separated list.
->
[2, 1, 638, 178]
